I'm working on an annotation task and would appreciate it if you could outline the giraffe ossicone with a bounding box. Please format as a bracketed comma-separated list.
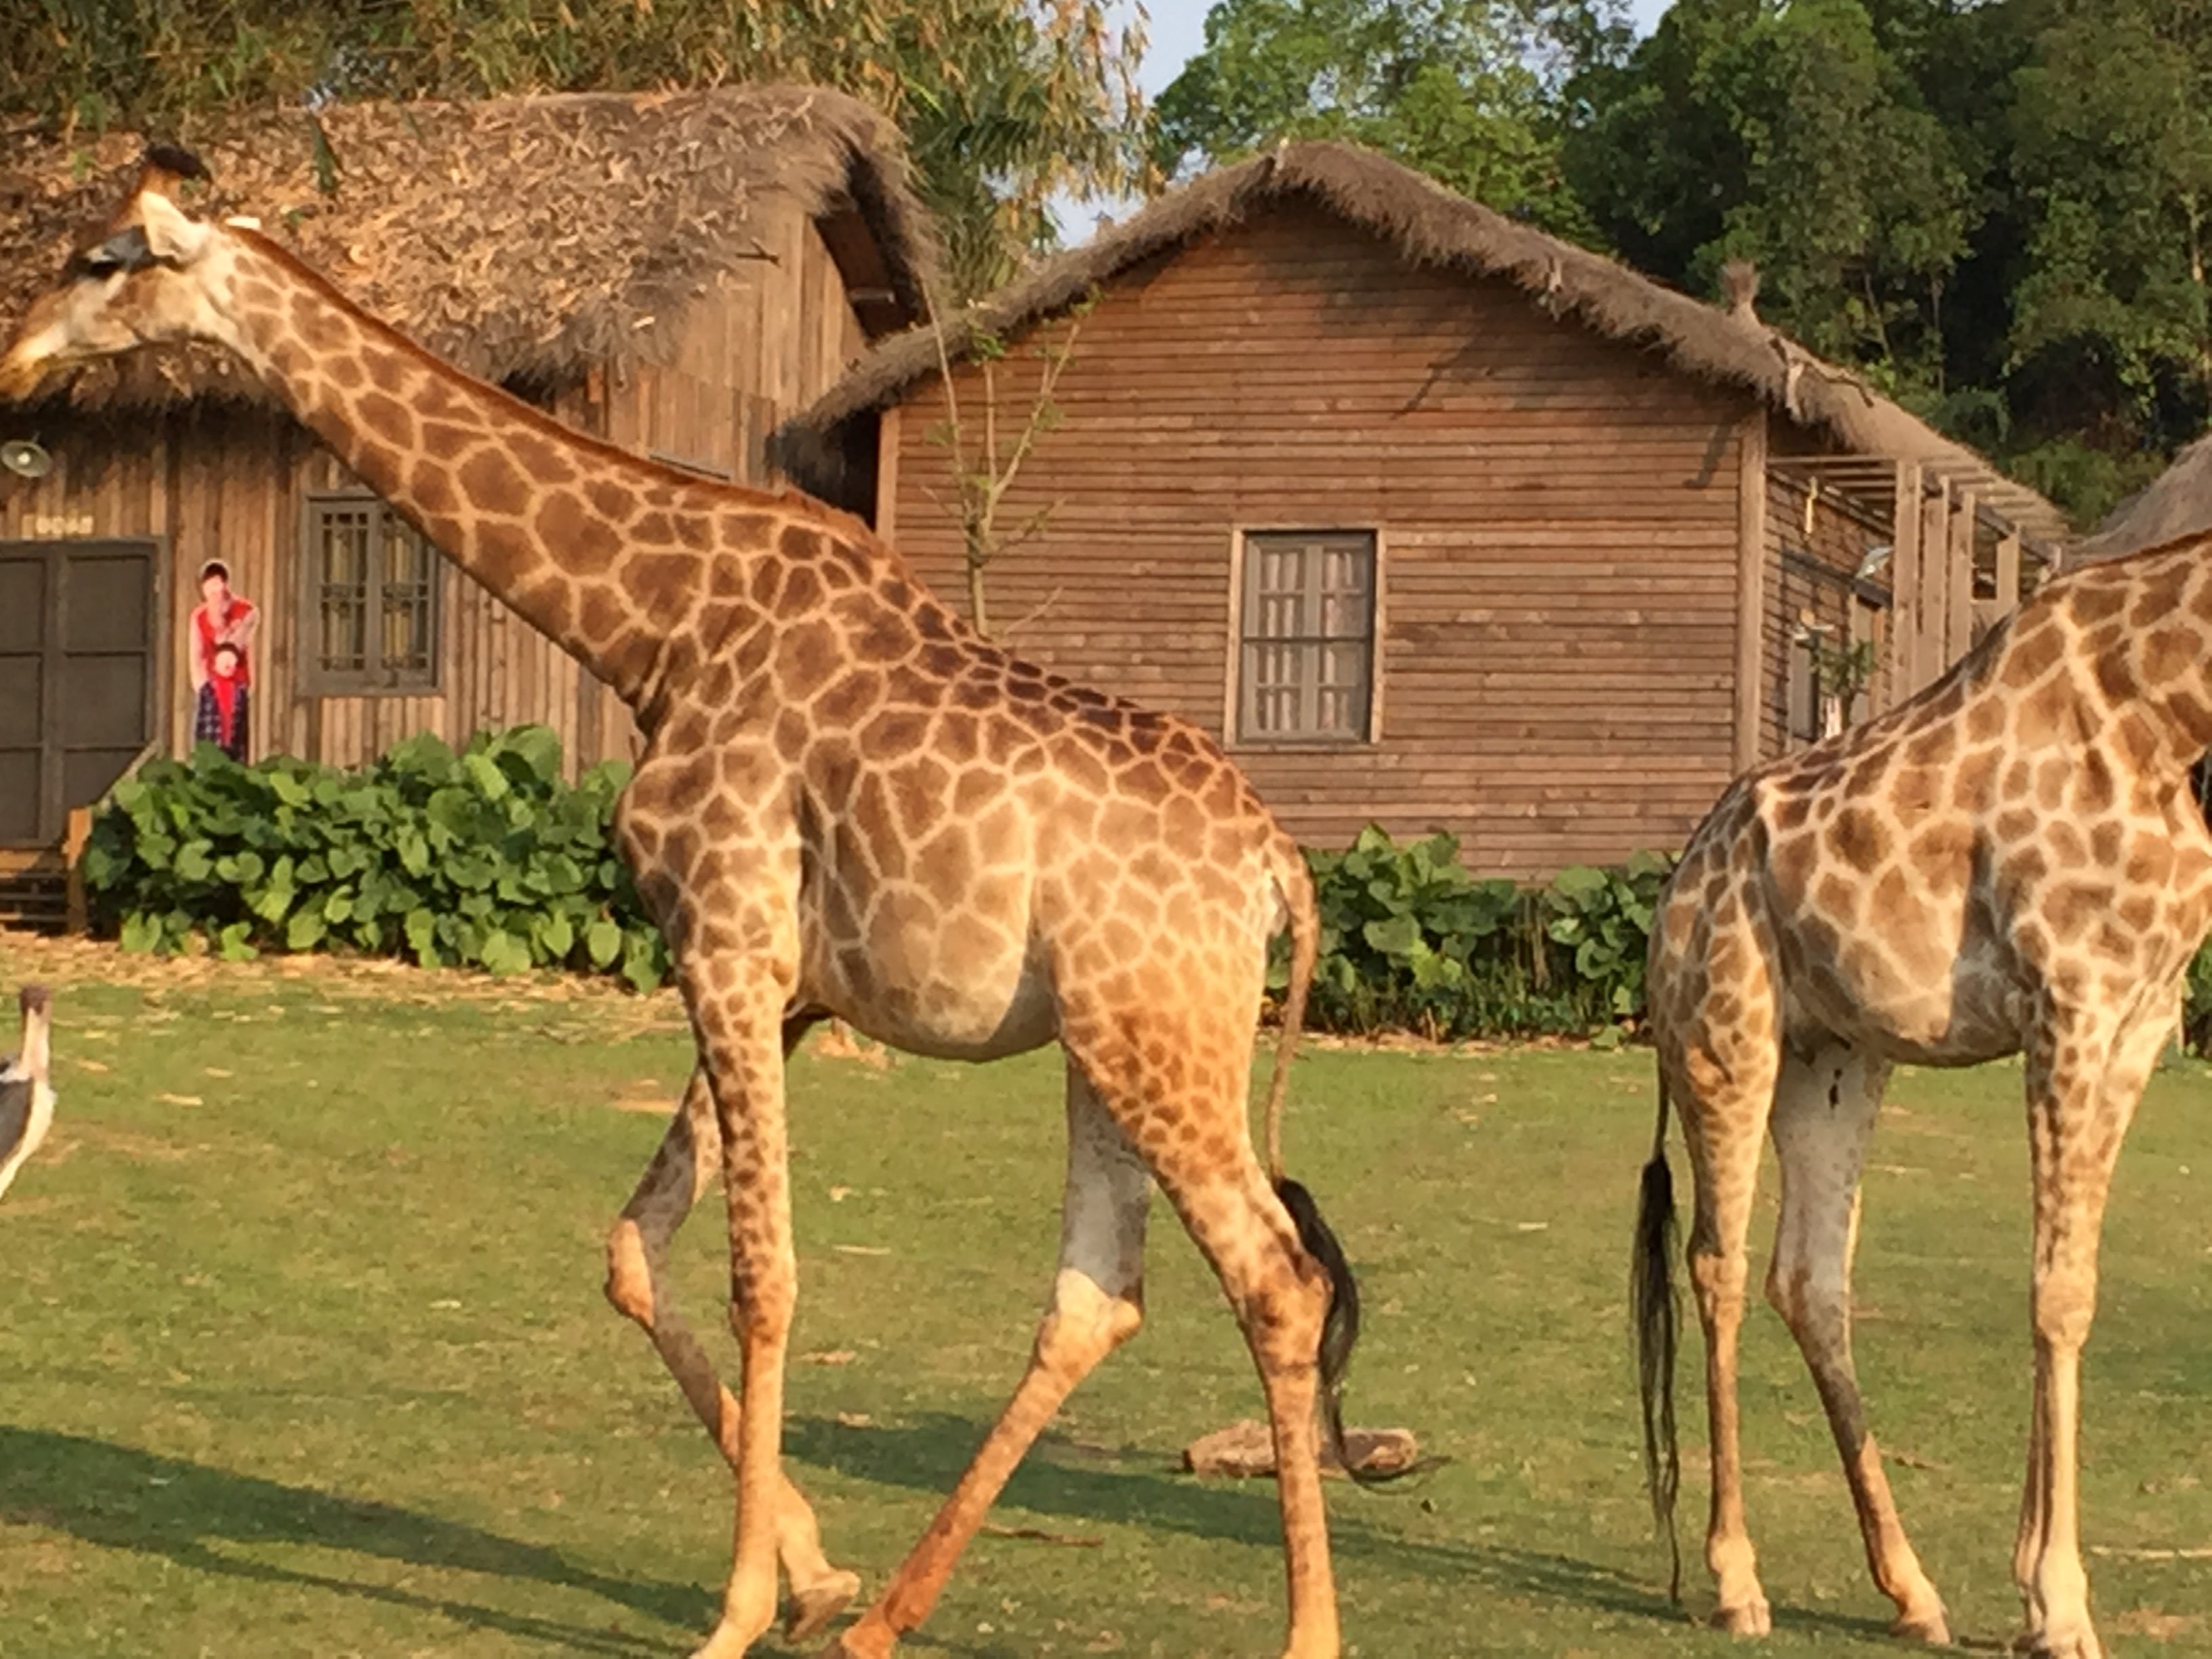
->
[0, 150, 1366, 1659]
[1635, 537, 2212, 1659]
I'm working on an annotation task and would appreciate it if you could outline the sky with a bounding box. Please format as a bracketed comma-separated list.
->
[1058, 0, 1675, 241]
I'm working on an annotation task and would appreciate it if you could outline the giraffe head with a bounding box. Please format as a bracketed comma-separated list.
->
[0, 146, 237, 401]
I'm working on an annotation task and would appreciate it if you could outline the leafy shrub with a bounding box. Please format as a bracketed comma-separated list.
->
[1286, 825, 1677, 1041]
[82, 726, 671, 991]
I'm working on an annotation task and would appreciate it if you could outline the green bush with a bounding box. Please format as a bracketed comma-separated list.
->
[1283, 825, 1676, 1041]
[82, 726, 671, 991]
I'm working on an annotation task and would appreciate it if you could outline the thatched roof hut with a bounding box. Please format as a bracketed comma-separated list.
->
[2073, 434, 2212, 561]
[0, 83, 939, 411]
[781, 140, 2065, 544]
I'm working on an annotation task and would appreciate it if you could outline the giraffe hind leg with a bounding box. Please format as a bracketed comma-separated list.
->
[605, 1062, 860, 1641]
[823, 1059, 1153, 1658]
[1765, 1041, 1948, 1643]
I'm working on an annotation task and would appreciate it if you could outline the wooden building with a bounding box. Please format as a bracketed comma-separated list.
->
[784, 142, 2068, 878]
[0, 85, 934, 873]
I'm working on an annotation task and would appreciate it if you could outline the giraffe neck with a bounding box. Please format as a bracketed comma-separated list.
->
[2055, 541, 2212, 777]
[204, 226, 769, 713]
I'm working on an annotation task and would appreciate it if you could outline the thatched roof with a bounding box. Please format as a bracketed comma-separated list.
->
[781, 141, 2066, 544]
[0, 84, 938, 411]
[2072, 434, 2212, 561]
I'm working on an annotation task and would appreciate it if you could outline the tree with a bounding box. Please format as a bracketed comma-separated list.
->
[1152, 0, 1631, 238]
[3, 0, 1151, 298]
[1565, 0, 1974, 400]
[2003, 0, 2212, 501]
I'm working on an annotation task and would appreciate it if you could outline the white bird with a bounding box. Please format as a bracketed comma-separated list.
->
[0, 985, 56, 1202]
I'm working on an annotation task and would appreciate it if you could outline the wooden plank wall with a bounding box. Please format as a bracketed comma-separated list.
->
[1, 201, 872, 785]
[886, 203, 1753, 879]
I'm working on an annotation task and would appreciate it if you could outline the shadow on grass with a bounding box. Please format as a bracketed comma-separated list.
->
[787, 1412, 1900, 1647]
[0, 1425, 709, 1654]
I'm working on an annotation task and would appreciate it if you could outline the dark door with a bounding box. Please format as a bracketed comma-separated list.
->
[0, 540, 159, 848]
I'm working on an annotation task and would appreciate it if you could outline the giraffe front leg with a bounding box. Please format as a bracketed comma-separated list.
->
[821, 1062, 1152, 1658]
[2012, 1001, 2167, 1659]
[603, 1061, 859, 1641]
[680, 964, 804, 1659]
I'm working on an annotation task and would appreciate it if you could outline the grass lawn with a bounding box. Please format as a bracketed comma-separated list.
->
[1, 938, 2209, 1658]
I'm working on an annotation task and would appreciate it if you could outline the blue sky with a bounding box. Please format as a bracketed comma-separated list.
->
[1058, 0, 1674, 239]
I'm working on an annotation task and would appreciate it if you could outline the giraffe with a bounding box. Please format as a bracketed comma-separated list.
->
[0, 985, 56, 1203]
[1629, 528, 2212, 1658]
[0, 150, 1368, 1659]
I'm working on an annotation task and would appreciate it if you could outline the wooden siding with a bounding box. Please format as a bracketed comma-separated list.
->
[884, 204, 1753, 878]
[0, 201, 869, 792]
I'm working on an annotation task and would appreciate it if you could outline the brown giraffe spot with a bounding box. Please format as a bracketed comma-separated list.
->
[472, 520, 538, 594]
[1774, 794, 1813, 832]
[859, 708, 930, 763]
[779, 524, 825, 562]
[815, 668, 884, 729]
[327, 352, 365, 391]
[1870, 865, 1909, 917]
[672, 514, 712, 552]
[2047, 819, 2087, 867]
[780, 562, 824, 617]
[362, 344, 414, 395]
[1965, 695, 2008, 743]
[1952, 746, 2001, 811]
[1893, 766, 1942, 817]
[1826, 806, 1888, 873]
[1994, 806, 2038, 844]
[2075, 750, 2118, 814]
[850, 607, 918, 665]
[773, 619, 840, 701]
[2119, 893, 2158, 932]
[410, 459, 459, 518]
[980, 715, 1029, 767]
[535, 491, 624, 576]
[936, 710, 981, 765]
[2125, 834, 2175, 887]
[632, 510, 676, 545]
[2142, 623, 2196, 687]
[2034, 756, 2070, 811]
[504, 428, 577, 487]
[889, 758, 952, 843]
[585, 478, 637, 520]
[1998, 618, 2066, 688]
[1909, 821, 1973, 888]
[458, 447, 530, 516]
[514, 571, 576, 640]
[1116, 758, 1174, 806]
[2089, 820, 2124, 865]
[1905, 722, 1957, 766]
[417, 419, 474, 459]
[1769, 832, 1817, 904]
[2070, 577, 2129, 624]
[621, 552, 695, 623]
[2171, 689, 2212, 746]
[2045, 882, 2105, 943]
[293, 293, 354, 353]
[577, 583, 626, 645]
[356, 391, 415, 450]
[1814, 872, 1861, 924]
[2091, 649, 2137, 705]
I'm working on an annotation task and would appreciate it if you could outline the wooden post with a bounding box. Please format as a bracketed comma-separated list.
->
[1890, 462, 1923, 699]
[1994, 531, 2022, 615]
[875, 405, 902, 542]
[1919, 478, 1950, 693]
[1734, 409, 1769, 772]
[1947, 489, 1977, 663]
[63, 805, 91, 937]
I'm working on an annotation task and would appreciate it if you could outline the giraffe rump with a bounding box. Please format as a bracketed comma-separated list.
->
[1631, 1079, 1682, 1601]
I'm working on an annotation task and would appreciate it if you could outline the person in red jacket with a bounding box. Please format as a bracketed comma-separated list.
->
[194, 638, 249, 761]
[188, 558, 258, 700]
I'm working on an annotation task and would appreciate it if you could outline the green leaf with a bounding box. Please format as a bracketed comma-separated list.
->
[586, 917, 623, 969]
[479, 928, 533, 976]
[119, 911, 163, 954]
[287, 910, 329, 951]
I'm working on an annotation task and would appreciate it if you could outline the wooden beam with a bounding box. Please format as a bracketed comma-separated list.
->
[874, 405, 901, 543]
[63, 806, 90, 937]
[1947, 488, 1977, 663]
[1994, 531, 2022, 615]
[1734, 408, 1769, 773]
[1919, 477, 1951, 695]
[1890, 461, 1923, 701]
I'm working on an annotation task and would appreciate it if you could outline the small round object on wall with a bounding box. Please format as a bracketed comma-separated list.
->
[0, 438, 53, 478]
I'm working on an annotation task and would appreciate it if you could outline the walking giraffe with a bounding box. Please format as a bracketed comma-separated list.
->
[1633, 531, 2212, 1658]
[0, 148, 1366, 1659]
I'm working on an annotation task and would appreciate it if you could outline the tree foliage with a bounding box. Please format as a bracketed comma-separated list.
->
[1152, 0, 1631, 237]
[4, 0, 1151, 296]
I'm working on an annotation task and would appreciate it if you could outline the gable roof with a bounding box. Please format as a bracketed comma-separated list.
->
[2072, 433, 2212, 561]
[781, 140, 2065, 544]
[0, 83, 938, 412]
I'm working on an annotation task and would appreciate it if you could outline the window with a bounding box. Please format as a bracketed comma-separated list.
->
[302, 495, 441, 694]
[1236, 530, 1377, 743]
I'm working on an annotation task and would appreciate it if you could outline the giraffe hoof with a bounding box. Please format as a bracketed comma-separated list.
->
[1891, 1607, 1952, 1645]
[1710, 1597, 1772, 1637]
[2011, 1629, 2102, 1659]
[785, 1571, 864, 1643]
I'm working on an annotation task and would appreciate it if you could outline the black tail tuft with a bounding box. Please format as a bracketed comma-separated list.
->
[1277, 1174, 1397, 1488]
[1631, 1133, 1683, 1601]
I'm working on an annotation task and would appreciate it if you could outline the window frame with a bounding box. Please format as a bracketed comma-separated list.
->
[297, 492, 445, 697]
[1225, 526, 1384, 750]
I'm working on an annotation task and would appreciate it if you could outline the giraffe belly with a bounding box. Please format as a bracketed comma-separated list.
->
[1784, 965, 2027, 1067]
[798, 923, 1059, 1062]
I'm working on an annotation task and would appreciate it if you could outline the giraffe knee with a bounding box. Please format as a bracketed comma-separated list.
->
[2032, 1273, 2097, 1350]
[1035, 1269, 1144, 1379]
[605, 1217, 656, 1326]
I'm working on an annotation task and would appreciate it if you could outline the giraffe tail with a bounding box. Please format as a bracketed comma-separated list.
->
[1632, 1073, 1683, 1602]
[1261, 836, 1318, 1186]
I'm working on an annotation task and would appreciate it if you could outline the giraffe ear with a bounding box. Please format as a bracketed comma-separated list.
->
[136, 190, 213, 265]
[138, 144, 211, 200]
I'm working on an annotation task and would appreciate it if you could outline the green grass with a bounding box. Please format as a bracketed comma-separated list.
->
[1, 946, 2209, 1657]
